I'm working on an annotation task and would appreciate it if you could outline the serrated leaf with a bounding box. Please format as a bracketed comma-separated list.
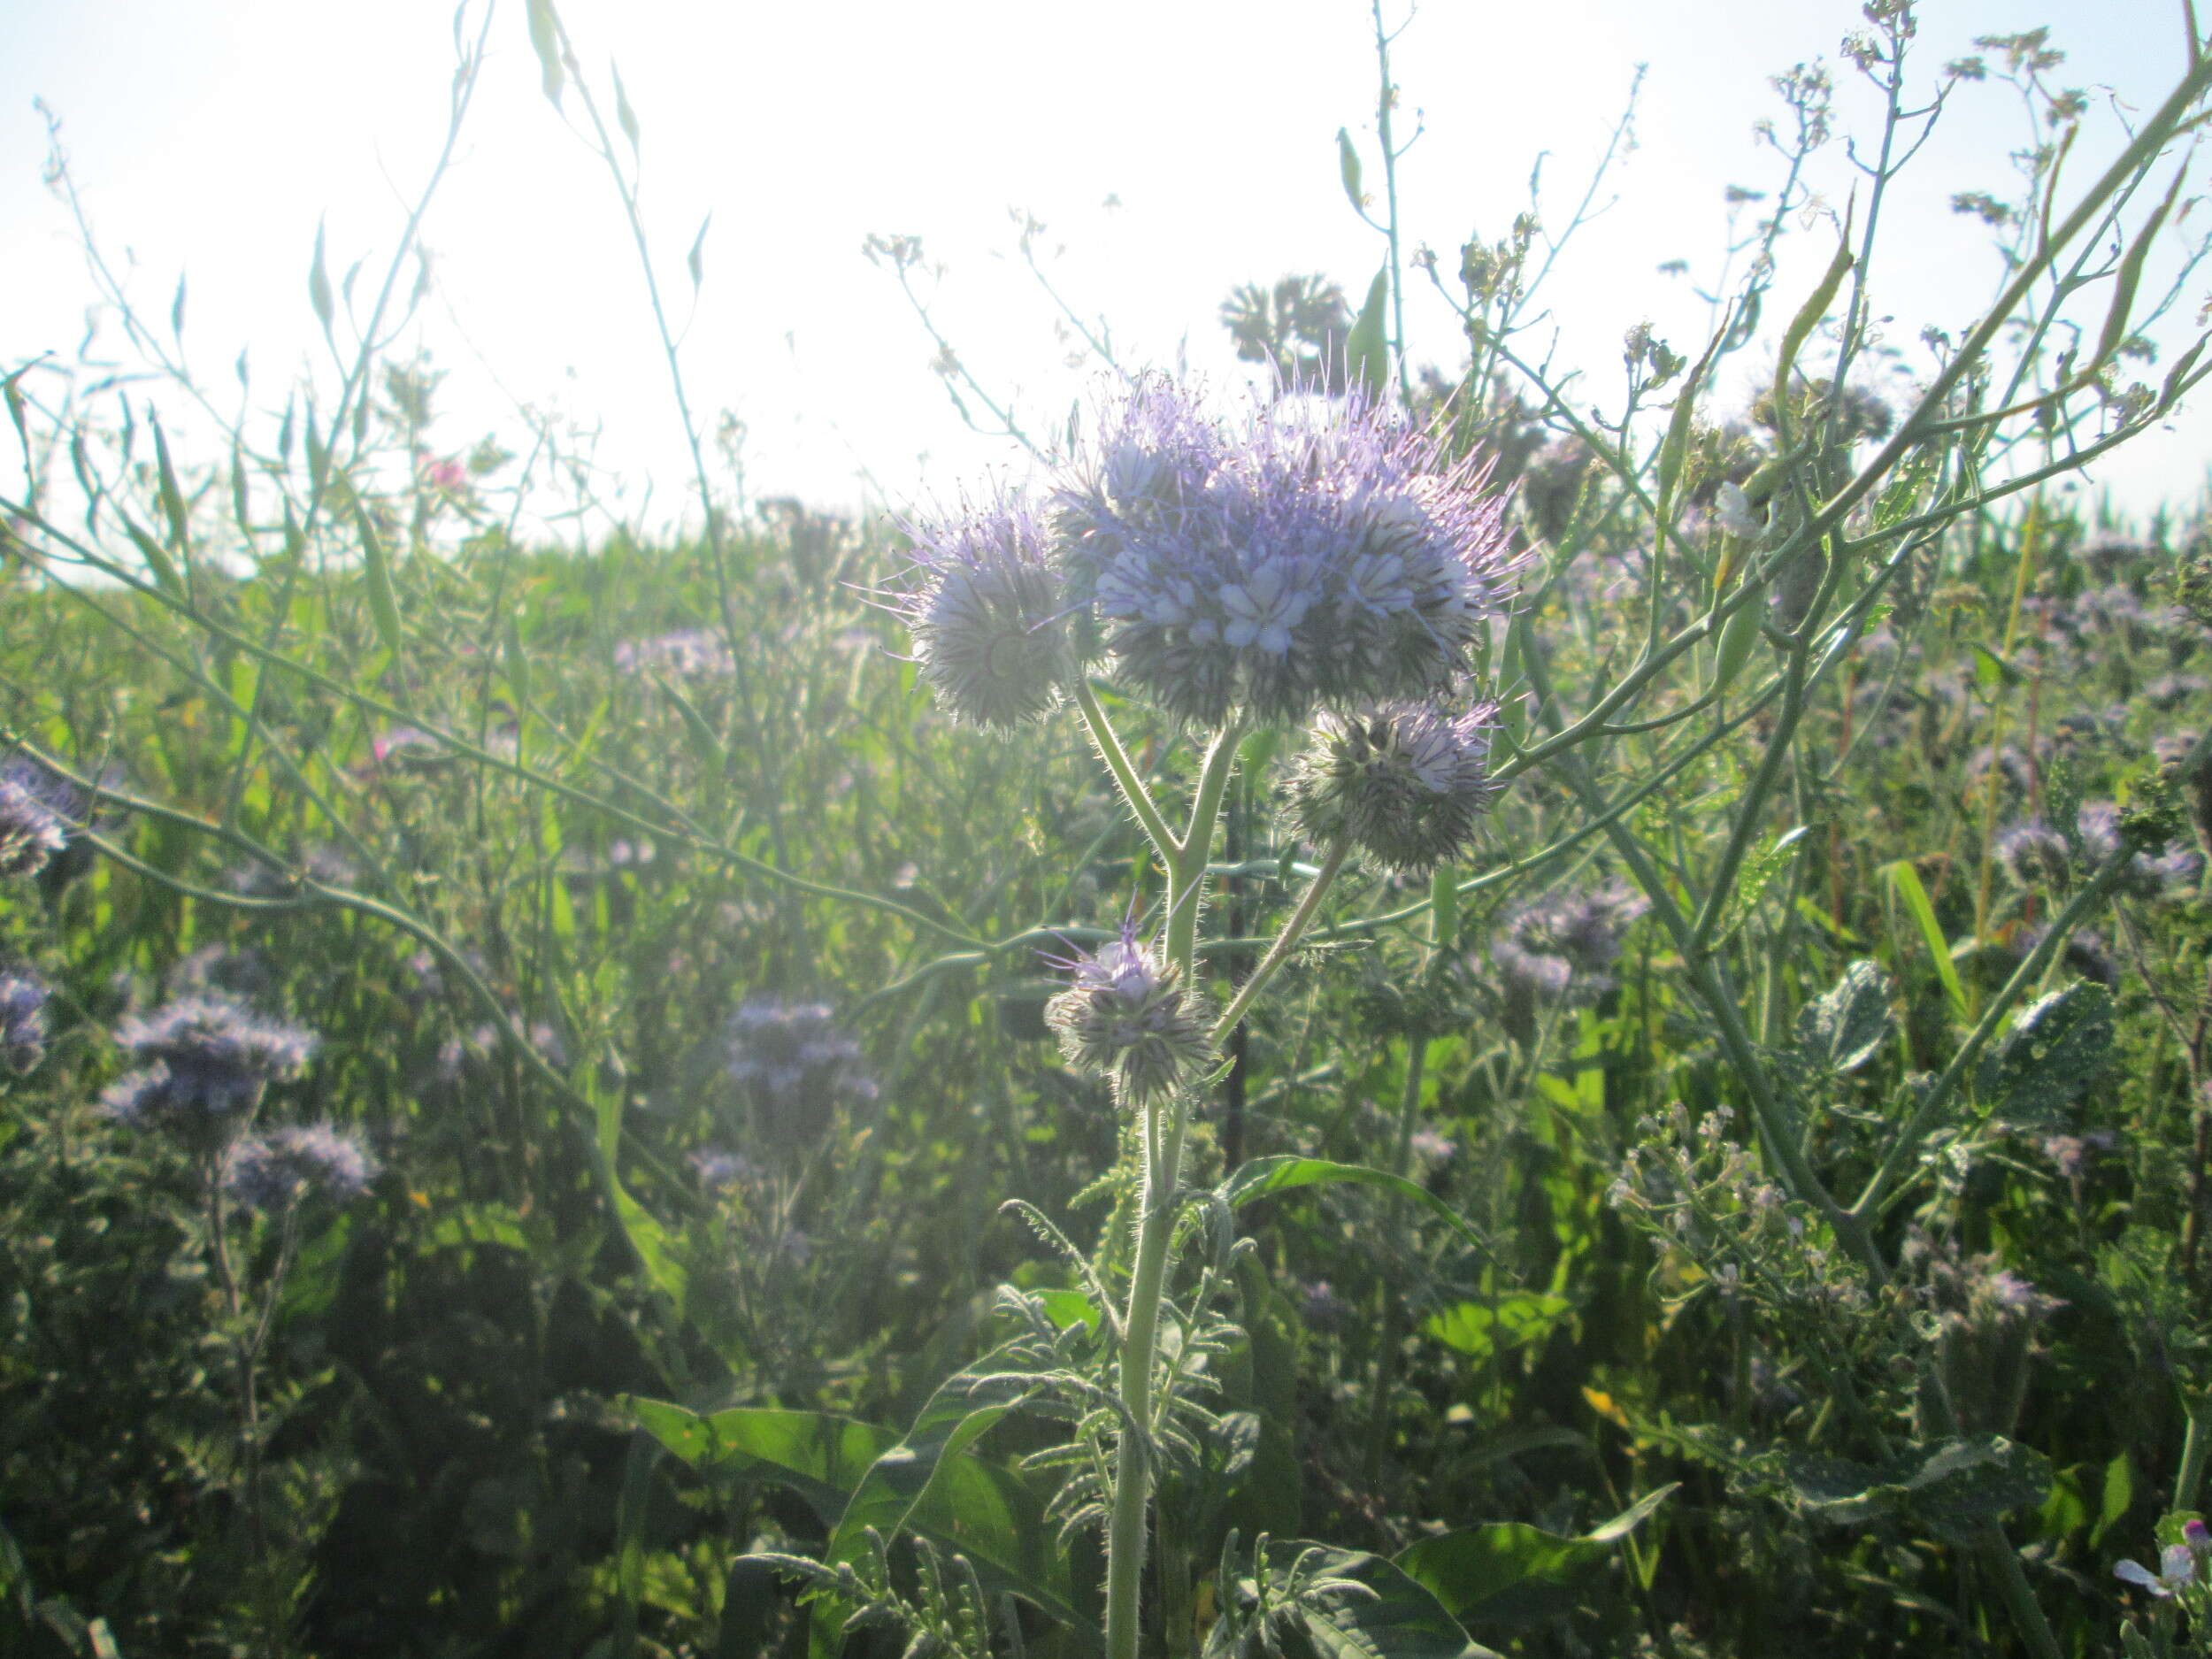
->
[1794, 960, 1894, 1074]
[1976, 980, 2114, 1122]
[1786, 1435, 2051, 1545]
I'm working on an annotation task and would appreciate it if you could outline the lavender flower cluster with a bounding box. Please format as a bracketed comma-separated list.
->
[0, 768, 66, 879]
[725, 995, 878, 1148]
[1994, 799, 2201, 898]
[100, 995, 319, 1148]
[0, 972, 49, 1072]
[899, 377, 1525, 733]
[1490, 883, 1651, 1005]
[222, 1122, 378, 1212]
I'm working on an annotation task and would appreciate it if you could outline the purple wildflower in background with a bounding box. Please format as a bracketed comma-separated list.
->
[726, 995, 877, 1148]
[1051, 377, 1523, 726]
[613, 629, 736, 678]
[0, 973, 49, 1073]
[1491, 883, 1650, 1006]
[690, 1147, 755, 1192]
[0, 772, 65, 879]
[222, 1122, 376, 1212]
[2001, 802, 2202, 898]
[1288, 700, 1502, 873]
[101, 995, 317, 1148]
[895, 487, 1076, 728]
[1043, 922, 1214, 1106]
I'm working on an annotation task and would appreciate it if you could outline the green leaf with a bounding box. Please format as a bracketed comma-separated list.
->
[1880, 859, 1965, 1018]
[308, 220, 334, 334]
[1223, 1156, 1491, 1262]
[1975, 981, 2114, 1122]
[1786, 1435, 2051, 1546]
[1271, 1543, 1501, 1659]
[1794, 959, 1894, 1074]
[1336, 127, 1368, 211]
[354, 501, 404, 660]
[613, 62, 641, 151]
[1422, 1294, 1572, 1362]
[1347, 267, 1390, 400]
[630, 1401, 896, 1520]
[687, 213, 713, 292]
[526, 0, 565, 104]
[1395, 1486, 1677, 1631]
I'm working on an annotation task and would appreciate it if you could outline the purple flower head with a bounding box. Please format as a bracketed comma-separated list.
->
[1289, 700, 1502, 873]
[1049, 376, 1525, 726]
[896, 487, 1076, 728]
[1409, 1128, 1456, 1164]
[1300, 1279, 1347, 1332]
[1490, 883, 1649, 1004]
[1043, 922, 1214, 1106]
[2070, 800, 2201, 898]
[0, 972, 49, 1073]
[0, 772, 65, 879]
[2116, 1544, 2197, 1598]
[101, 995, 317, 1148]
[1994, 820, 2071, 890]
[223, 1122, 376, 1212]
[726, 995, 877, 1148]
[690, 1146, 755, 1192]
[613, 629, 736, 678]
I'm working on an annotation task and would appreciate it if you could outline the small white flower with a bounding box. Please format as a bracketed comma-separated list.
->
[1715, 480, 1763, 540]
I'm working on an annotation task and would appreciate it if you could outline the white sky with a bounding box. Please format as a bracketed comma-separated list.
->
[4, 0, 2209, 534]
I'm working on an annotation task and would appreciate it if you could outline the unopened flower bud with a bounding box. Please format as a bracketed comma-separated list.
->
[1289, 701, 1502, 873]
[1044, 926, 1213, 1106]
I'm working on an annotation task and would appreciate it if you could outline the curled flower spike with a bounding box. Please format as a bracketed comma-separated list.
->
[897, 488, 1077, 729]
[1288, 700, 1502, 874]
[1044, 924, 1214, 1106]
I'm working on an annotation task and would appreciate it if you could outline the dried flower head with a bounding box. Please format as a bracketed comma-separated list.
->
[897, 489, 1076, 728]
[1289, 700, 1502, 873]
[223, 1122, 376, 1212]
[100, 995, 317, 1148]
[1044, 924, 1214, 1106]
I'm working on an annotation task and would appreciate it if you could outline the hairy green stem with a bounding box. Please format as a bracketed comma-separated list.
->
[1074, 678, 1179, 871]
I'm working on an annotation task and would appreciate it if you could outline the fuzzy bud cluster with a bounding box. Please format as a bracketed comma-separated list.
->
[1044, 926, 1213, 1106]
[1288, 701, 1501, 873]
